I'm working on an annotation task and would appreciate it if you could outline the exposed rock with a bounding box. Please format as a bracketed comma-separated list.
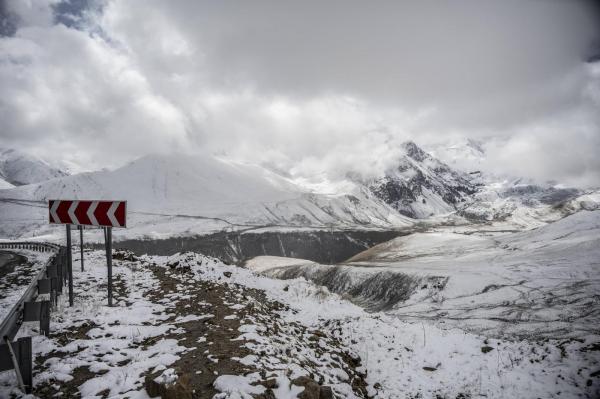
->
[367, 141, 477, 218]
[144, 373, 193, 399]
[264, 378, 278, 389]
[293, 376, 321, 399]
[319, 385, 334, 399]
[112, 249, 138, 262]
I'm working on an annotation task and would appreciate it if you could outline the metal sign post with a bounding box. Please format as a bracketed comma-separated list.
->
[49, 200, 126, 307]
[79, 226, 84, 272]
[66, 225, 73, 306]
[105, 227, 113, 307]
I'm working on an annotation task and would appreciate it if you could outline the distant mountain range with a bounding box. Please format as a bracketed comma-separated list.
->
[0, 148, 68, 186]
[0, 141, 597, 239]
[0, 152, 410, 238]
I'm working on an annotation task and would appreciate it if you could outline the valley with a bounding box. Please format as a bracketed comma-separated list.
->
[0, 141, 598, 398]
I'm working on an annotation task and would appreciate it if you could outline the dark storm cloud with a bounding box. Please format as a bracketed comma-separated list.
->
[0, 0, 18, 36]
[0, 0, 599, 186]
[150, 0, 599, 125]
[52, 0, 104, 30]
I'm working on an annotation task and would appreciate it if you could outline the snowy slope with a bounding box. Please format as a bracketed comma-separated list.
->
[425, 139, 590, 229]
[253, 210, 600, 340]
[366, 141, 477, 218]
[0, 153, 412, 239]
[0, 147, 68, 186]
[457, 179, 584, 228]
[0, 176, 13, 189]
[3, 250, 597, 398]
[426, 137, 486, 174]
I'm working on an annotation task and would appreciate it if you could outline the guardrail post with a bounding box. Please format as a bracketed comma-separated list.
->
[23, 301, 51, 337]
[66, 225, 73, 306]
[37, 279, 50, 295]
[56, 251, 63, 293]
[39, 301, 50, 336]
[79, 226, 84, 272]
[105, 227, 113, 307]
[50, 277, 58, 307]
[17, 337, 32, 394]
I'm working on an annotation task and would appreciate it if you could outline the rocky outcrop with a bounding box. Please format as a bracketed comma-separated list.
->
[367, 141, 477, 218]
[106, 229, 407, 264]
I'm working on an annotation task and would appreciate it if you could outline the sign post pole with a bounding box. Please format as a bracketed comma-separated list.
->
[79, 226, 84, 272]
[105, 227, 113, 307]
[66, 225, 74, 306]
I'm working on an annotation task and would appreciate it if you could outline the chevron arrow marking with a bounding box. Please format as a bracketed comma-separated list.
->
[87, 201, 99, 226]
[49, 200, 126, 228]
[67, 201, 79, 225]
[49, 200, 60, 223]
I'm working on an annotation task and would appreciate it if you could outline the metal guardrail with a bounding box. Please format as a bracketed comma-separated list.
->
[0, 242, 59, 252]
[0, 242, 66, 393]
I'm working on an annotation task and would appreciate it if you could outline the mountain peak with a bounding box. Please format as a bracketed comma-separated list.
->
[368, 141, 477, 218]
[401, 141, 428, 162]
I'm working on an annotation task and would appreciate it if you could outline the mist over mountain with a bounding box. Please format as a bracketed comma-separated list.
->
[0, 147, 68, 186]
[1, 139, 596, 241]
[367, 141, 477, 218]
[1, 0, 599, 187]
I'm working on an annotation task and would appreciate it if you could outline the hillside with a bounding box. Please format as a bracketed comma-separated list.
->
[0, 153, 411, 240]
[0, 148, 68, 186]
[0, 176, 13, 189]
[0, 141, 595, 240]
[254, 210, 600, 339]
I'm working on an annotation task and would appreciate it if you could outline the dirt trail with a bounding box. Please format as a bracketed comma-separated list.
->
[30, 252, 369, 399]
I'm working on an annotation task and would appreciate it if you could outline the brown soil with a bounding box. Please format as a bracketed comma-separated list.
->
[29, 257, 370, 399]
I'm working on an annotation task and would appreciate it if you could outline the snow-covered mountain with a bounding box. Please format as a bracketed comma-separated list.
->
[0, 147, 68, 186]
[0, 141, 595, 239]
[423, 139, 595, 228]
[366, 141, 477, 218]
[458, 180, 585, 226]
[0, 176, 14, 189]
[425, 138, 486, 174]
[0, 153, 411, 239]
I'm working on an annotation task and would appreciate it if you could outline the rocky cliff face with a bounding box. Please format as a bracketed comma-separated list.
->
[367, 141, 477, 218]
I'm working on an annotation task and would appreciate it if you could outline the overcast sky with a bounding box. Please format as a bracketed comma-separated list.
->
[1, 0, 599, 187]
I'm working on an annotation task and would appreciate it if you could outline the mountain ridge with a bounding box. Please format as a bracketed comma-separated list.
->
[0, 141, 597, 239]
[0, 147, 68, 186]
[366, 141, 478, 218]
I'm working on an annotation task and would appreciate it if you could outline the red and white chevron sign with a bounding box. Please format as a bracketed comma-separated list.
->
[49, 200, 127, 228]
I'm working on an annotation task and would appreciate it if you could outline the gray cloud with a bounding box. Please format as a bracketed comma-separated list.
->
[0, 0, 599, 186]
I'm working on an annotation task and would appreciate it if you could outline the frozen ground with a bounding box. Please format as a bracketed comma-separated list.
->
[0, 248, 598, 398]
[250, 210, 600, 340]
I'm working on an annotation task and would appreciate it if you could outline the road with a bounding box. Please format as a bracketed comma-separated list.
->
[0, 250, 26, 279]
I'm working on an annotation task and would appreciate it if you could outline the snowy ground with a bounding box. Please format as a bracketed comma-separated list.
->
[253, 211, 600, 341]
[0, 247, 598, 398]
